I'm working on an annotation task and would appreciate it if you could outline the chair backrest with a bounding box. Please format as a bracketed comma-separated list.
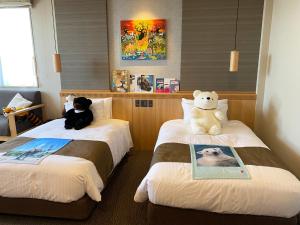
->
[0, 90, 42, 109]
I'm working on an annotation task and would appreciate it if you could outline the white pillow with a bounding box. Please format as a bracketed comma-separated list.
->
[7, 93, 32, 109]
[64, 102, 74, 112]
[181, 98, 194, 123]
[103, 97, 112, 119]
[64, 97, 112, 121]
[90, 99, 105, 122]
[90, 98, 112, 121]
[217, 99, 229, 121]
[181, 98, 228, 123]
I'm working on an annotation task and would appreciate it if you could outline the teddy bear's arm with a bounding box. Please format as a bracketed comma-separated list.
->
[214, 110, 225, 121]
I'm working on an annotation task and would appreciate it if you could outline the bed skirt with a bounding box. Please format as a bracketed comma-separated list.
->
[147, 203, 298, 225]
[0, 195, 97, 220]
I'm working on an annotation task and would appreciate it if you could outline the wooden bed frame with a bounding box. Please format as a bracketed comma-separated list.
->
[60, 90, 257, 151]
[147, 202, 298, 225]
[0, 195, 96, 220]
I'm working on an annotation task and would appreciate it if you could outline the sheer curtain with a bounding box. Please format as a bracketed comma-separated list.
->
[0, 6, 37, 87]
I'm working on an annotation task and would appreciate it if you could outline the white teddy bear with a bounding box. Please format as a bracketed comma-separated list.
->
[190, 90, 225, 135]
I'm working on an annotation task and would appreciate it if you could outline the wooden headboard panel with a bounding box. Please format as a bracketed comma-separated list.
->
[60, 90, 256, 151]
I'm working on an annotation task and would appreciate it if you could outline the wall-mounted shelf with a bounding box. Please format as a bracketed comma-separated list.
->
[60, 90, 256, 100]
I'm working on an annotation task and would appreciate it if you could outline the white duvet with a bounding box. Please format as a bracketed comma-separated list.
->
[0, 119, 133, 203]
[134, 120, 300, 218]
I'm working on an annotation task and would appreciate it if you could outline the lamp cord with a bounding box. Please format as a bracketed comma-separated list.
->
[234, 0, 240, 50]
[51, 0, 58, 53]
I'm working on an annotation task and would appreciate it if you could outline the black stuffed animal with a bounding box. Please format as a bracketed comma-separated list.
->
[64, 97, 93, 130]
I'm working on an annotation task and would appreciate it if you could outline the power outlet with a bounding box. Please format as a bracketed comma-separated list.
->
[135, 100, 153, 107]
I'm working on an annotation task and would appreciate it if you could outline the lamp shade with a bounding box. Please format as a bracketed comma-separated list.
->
[53, 53, 62, 73]
[229, 50, 239, 72]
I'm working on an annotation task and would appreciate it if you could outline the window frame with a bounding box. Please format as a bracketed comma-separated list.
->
[0, 6, 38, 88]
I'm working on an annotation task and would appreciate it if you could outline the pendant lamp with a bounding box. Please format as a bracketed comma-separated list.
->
[53, 53, 61, 73]
[230, 0, 240, 72]
[51, 0, 61, 73]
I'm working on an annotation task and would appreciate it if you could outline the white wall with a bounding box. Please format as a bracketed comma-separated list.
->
[107, 0, 182, 79]
[256, 0, 300, 177]
[31, 0, 62, 120]
[255, 0, 273, 128]
[29, 0, 182, 120]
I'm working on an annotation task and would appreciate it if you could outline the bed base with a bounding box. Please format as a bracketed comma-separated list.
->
[147, 203, 298, 225]
[0, 195, 97, 220]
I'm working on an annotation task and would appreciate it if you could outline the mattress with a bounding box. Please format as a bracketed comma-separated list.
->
[135, 119, 300, 218]
[0, 118, 133, 203]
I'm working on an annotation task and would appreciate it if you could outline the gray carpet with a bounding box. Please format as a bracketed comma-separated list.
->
[0, 151, 152, 225]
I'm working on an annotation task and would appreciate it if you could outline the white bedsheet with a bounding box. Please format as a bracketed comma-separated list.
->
[0, 119, 133, 203]
[135, 120, 300, 218]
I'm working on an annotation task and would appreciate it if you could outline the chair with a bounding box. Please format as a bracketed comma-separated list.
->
[0, 90, 44, 141]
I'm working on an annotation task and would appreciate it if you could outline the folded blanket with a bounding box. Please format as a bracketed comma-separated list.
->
[0, 137, 113, 185]
[151, 143, 288, 170]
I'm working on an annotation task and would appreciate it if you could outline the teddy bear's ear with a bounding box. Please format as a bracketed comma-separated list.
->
[212, 91, 219, 101]
[212, 91, 218, 97]
[193, 90, 202, 98]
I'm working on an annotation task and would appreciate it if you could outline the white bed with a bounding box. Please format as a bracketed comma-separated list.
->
[135, 119, 300, 218]
[0, 118, 133, 203]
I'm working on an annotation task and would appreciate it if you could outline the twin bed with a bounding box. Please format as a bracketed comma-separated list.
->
[0, 100, 133, 219]
[135, 119, 300, 225]
[0, 96, 299, 224]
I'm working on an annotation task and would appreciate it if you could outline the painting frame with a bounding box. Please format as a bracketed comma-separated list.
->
[120, 19, 167, 60]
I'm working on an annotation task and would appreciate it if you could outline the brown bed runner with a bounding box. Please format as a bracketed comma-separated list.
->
[151, 143, 288, 171]
[0, 137, 114, 185]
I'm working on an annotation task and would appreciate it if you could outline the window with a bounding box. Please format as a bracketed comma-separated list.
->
[0, 7, 37, 87]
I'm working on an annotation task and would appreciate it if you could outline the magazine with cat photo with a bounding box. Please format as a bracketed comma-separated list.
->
[190, 144, 250, 180]
[136, 75, 154, 93]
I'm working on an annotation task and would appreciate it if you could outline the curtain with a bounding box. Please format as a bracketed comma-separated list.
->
[0, 0, 31, 7]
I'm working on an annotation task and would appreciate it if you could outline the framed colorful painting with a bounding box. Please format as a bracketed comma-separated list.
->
[121, 19, 167, 60]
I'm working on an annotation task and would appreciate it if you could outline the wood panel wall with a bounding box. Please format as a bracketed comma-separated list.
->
[60, 90, 256, 151]
[54, 0, 110, 90]
[181, 0, 264, 91]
